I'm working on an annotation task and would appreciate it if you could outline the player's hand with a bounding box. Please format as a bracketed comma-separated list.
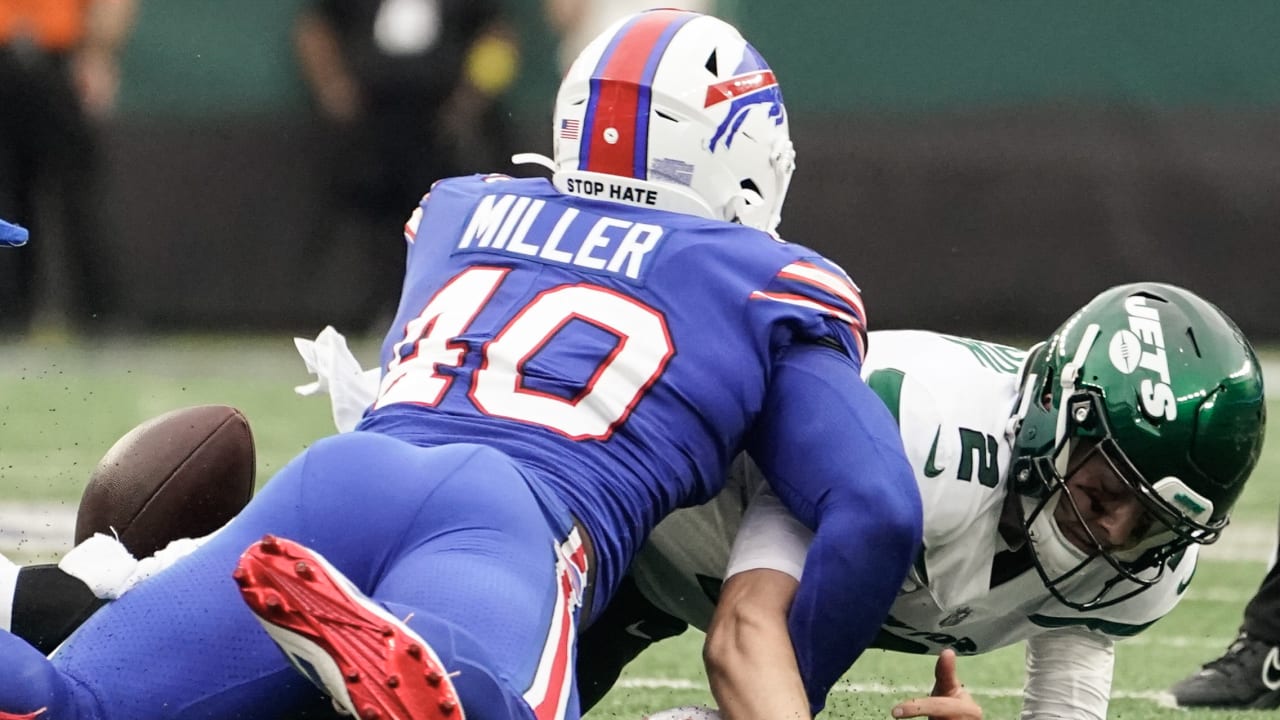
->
[890, 649, 982, 720]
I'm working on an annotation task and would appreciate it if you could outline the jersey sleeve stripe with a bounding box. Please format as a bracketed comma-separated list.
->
[404, 206, 423, 244]
[750, 291, 858, 325]
[777, 261, 866, 321]
[749, 290, 867, 359]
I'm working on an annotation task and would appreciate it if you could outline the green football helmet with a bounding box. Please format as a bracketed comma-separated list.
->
[1009, 282, 1267, 610]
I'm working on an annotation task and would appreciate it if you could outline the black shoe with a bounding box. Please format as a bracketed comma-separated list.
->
[1171, 632, 1280, 708]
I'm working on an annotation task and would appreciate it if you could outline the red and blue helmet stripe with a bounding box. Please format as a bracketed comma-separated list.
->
[579, 9, 698, 180]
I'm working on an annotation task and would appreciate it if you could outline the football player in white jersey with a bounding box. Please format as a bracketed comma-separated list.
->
[575, 281, 1267, 720]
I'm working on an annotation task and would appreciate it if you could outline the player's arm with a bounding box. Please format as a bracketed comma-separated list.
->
[744, 341, 922, 713]
[705, 485, 814, 720]
[294, 2, 360, 123]
[1021, 629, 1114, 720]
[75, 0, 139, 118]
[84, 0, 138, 55]
[705, 568, 807, 720]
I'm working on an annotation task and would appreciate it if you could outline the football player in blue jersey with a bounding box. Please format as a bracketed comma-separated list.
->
[0, 10, 923, 720]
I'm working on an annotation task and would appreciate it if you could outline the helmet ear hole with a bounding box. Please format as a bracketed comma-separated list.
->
[732, 179, 765, 223]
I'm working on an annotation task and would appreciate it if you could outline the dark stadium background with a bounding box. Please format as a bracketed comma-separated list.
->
[80, 0, 1280, 342]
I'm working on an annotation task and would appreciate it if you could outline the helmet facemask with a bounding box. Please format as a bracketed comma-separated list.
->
[1012, 320, 1220, 611]
[1017, 392, 1213, 611]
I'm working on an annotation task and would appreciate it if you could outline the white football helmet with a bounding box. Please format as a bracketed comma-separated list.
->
[515, 10, 795, 232]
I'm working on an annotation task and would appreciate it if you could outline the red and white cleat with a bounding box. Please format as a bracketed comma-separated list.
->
[235, 535, 464, 720]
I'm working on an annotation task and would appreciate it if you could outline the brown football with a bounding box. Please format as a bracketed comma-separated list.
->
[75, 404, 257, 558]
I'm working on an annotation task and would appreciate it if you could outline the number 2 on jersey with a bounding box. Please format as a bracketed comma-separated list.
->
[375, 266, 675, 440]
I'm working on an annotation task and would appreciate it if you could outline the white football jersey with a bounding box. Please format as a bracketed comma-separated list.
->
[631, 329, 1196, 674]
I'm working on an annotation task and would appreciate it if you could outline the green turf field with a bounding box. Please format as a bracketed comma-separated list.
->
[0, 333, 1277, 719]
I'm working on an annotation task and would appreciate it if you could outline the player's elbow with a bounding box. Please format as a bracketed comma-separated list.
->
[836, 459, 922, 565]
[882, 470, 923, 558]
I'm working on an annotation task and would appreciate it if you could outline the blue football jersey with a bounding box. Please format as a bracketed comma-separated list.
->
[361, 173, 859, 569]
[358, 175, 919, 707]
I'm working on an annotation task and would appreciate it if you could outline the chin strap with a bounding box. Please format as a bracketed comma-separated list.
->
[1053, 323, 1102, 477]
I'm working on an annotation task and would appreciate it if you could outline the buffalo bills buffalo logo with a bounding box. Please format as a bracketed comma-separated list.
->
[705, 47, 785, 152]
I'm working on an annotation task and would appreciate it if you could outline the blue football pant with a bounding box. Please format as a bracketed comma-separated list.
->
[0, 433, 587, 720]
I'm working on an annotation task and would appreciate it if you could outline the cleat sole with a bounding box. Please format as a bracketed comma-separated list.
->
[235, 535, 464, 720]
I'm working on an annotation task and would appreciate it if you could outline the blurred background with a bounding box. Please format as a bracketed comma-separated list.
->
[5, 0, 1279, 343]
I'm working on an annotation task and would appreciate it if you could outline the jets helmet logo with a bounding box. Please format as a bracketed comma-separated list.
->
[1108, 296, 1177, 421]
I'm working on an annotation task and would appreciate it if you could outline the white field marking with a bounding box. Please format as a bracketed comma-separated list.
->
[1123, 634, 1232, 649]
[1198, 522, 1274, 564]
[616, 678, 1180, 705]
[1177, 586, 1262, 604]
[0, 502, 78, 561]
